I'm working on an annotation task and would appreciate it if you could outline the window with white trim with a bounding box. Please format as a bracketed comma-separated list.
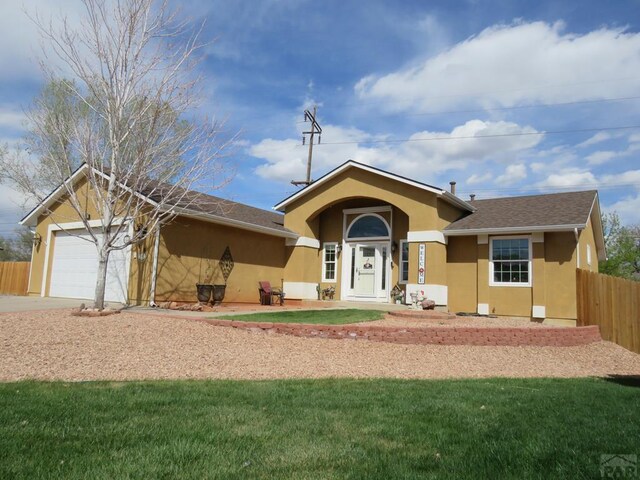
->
[322, 243, 337, 282]
[490, 237, 531, 286]
[399, 240, 409, 284]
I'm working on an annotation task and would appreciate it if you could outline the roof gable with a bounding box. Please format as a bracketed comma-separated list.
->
[20, 165, 296, 238]
[273, 160, 475, 213]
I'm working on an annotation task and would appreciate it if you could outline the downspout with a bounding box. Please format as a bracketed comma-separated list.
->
[574, 227, 580, 268]
[149, 225, 161, 307]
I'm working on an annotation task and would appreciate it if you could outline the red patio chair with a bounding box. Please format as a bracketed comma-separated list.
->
[258, 281, 285, 306]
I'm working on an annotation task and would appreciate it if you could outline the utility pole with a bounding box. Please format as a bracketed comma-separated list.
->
[292, 105, 322, 187]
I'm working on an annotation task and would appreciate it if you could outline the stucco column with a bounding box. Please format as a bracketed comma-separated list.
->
[476, 235, 489, 315]
[531, 233, 546, 319]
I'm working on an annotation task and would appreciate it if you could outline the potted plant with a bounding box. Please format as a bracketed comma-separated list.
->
[196, 256, 215, 303]
[196, 283, 213, 303]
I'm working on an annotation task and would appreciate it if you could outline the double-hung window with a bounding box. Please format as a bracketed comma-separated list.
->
[490, 237, 531, 286]
[322, 243, 337, 282]
[399, 240, 409, 284]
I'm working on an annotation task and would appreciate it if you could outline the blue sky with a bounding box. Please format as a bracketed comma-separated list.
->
[1, 0, 640, 236]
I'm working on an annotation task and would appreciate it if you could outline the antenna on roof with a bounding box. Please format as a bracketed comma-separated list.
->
[291, 105, 322, 187]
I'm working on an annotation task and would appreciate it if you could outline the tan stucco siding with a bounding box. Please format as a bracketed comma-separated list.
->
[283, 168, 445, 235]
[127, 225, 156, 305]
[446, 232, 579, 320]
[487, 286, 533, 317]
[544, 231, 578, 319]
[446, 236, 478, 313]
[154, 217, 286, 304]
[578, 217, 598, 272]
[29, 177, 108, 297]
[437, 198, 464, 230]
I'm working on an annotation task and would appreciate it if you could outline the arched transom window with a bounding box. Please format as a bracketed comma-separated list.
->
[346, 214, 390, 240]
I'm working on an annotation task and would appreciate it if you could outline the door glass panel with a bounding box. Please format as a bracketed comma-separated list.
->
[350, 247, 356, 289]
[381, 247, 387, 290]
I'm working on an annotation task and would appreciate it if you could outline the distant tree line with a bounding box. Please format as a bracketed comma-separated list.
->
[0, 228, 32, 262]
[599, 212, 640, 281]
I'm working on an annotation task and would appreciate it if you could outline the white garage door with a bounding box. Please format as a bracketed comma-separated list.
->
[49, 229, 130, 304]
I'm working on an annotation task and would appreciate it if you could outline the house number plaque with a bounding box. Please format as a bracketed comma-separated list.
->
[418, 244, 425, 284]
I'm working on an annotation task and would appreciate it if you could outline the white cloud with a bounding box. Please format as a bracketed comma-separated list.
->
[577, 132, 612, 148]
[466, 172, 492, 185]
[606, 194, 640, 225]
[495, 164, 527, 185]
[0, 183, 33, 236]
[0, 1, 85, 82]
[251, 119, 542, 184]
[586, 150, 618, 165]
[536, 170, 597, 188]
[0, 109, 27, 132]
[355, 21, 640, 112]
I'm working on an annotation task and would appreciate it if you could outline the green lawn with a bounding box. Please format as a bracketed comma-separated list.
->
[1, 378, 639, 479]
[215, 308, 385, 324]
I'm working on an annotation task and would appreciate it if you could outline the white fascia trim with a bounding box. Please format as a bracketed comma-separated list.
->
[20, 164, 90, 227]
[273, 160, 475, 212]
[283, 281, 318, 300]
[440, 190, 476, 212]
[286, 236, 320, 248]
[477, 303, 489, 315]
[445, 224, 586, 236]
[173, 208, 297, 239]
[407, 230, 446, 244]
[532, 305, 546, 319]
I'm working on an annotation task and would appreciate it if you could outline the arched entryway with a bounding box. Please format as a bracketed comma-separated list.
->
[342, 210, 392, 302]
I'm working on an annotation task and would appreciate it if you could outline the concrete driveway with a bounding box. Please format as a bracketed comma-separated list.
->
[0, 296, 108, 313]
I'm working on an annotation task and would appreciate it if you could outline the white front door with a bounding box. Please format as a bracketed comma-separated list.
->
[355, 245, 377, 296]
[346, 242, 389, 301]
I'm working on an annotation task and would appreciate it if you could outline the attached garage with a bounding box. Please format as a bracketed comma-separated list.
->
[48, 229, 130, 304]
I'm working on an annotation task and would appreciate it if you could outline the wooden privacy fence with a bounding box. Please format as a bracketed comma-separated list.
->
[576, 269, 640, 354]
[0, 262, 30, 296]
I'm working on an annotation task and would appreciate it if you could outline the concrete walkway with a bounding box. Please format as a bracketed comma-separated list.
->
[0, 296, 124, 313]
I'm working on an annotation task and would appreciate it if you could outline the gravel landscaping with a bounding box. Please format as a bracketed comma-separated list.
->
[1, 309, 639, 381]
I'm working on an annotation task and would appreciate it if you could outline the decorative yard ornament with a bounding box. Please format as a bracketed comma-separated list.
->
[219, 246, 234, 284]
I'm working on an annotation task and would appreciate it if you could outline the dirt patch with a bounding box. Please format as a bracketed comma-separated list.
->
[1, 309, 639, 382]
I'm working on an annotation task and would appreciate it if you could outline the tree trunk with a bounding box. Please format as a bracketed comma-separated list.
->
[94, 248, 110, 310]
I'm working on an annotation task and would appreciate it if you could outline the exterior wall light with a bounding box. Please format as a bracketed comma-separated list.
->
[32, 232, 42, 248]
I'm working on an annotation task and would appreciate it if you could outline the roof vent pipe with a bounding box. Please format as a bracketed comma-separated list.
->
[470, 194, 476, 201]
[449, 181, 456, 195]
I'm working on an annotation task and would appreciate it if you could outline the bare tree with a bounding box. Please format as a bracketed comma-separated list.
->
[0, 0, 233, 309]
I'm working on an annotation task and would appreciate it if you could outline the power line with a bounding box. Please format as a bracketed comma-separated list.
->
[289, 95, 640, 126]
[317, 125, 640, 147]
[250, 124, 640, 154]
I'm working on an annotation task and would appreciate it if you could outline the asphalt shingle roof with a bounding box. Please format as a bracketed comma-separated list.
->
[142, 186, 289, 233]
[445, 190, 597, 232]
